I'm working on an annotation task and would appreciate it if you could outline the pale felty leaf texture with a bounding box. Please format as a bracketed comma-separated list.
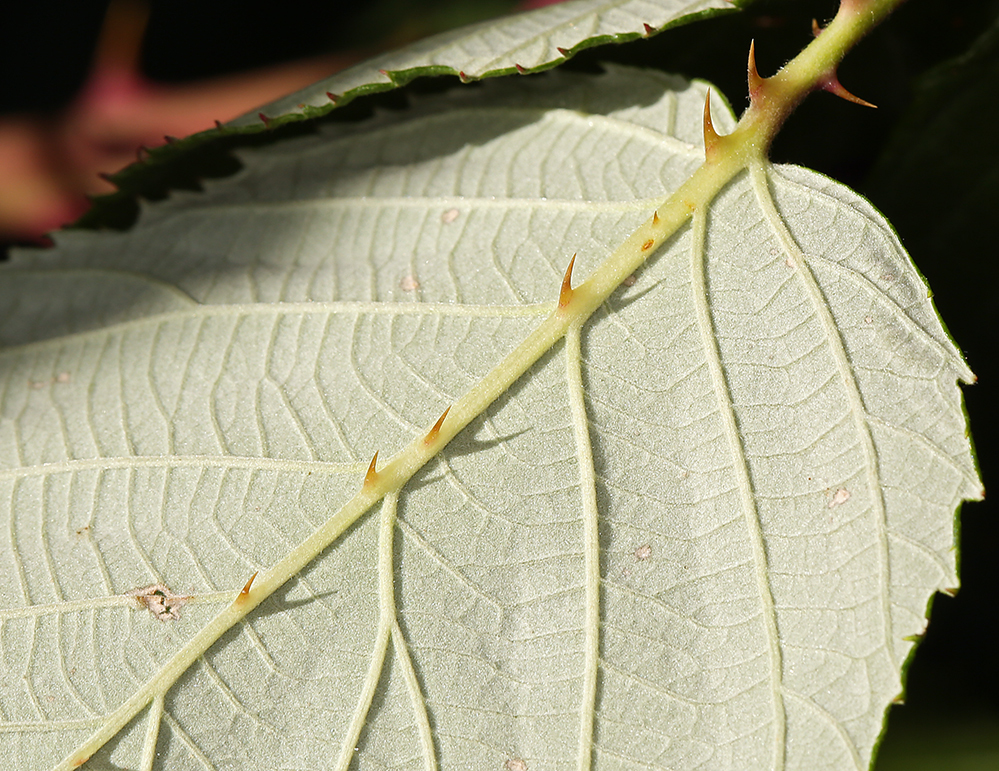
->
[0, 31, 981, 771]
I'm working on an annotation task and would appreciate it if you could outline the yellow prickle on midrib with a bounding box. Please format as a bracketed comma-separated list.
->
[53, 2, 908, 768]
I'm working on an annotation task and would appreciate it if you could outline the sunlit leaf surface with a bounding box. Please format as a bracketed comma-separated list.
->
[0, 63, 979, 771]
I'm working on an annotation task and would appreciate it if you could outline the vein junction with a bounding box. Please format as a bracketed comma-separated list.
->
[52, 3, 909, 767]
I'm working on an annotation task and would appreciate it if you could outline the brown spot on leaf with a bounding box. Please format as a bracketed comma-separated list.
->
[634, 544, 652, 561]
[127, 583, 189, 621]
[505, 759, 528, 771]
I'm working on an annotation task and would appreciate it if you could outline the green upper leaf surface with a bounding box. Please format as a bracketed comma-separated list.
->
[226, 0, 737, 127]
[0, 62, 980, 771]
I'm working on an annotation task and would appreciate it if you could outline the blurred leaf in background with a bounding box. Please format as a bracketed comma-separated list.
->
[0, 0, 525, 243]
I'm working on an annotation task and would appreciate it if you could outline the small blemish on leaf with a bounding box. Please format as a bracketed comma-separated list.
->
[56, 372, 71, 383]
[828, 488, 851, 508]
[634, 544, 652, 561]
[400, 275, 420, 292]
[864, 315, 873, 324]
[441, 208, 460, 224]
[641, 239, 655, 251]
[127, 584, 189, 621]
[622, 274, 637, 287]
[505, 759, 528, 771]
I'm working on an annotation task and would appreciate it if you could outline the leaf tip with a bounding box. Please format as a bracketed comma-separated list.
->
[558, 253, 577, 309]
[425, 406, 452, 446]
[363, 451, 379, 488]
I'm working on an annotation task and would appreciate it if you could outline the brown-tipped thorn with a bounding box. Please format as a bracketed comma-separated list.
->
[653, 211, 660, 226]
[458, 70, 469, 83]
[425, 406, 451, 445]
[515, 63, 526, 74]
[557, 47, 569, 57]
[239, 571, 258, 598]
[259, 112, 270, 126]
[164, 135, 178, 144]
[811, 19, 822, 37]
[702, 91, 721, 158]
[364, 452, 379, 487]
[747, 40, 765, 101]
[643, 23, 655, 36]
[558, 254, 577, 309]
[821, 74, 876, 108]
[326, 91, 340, 103]
[214, 119, 223, 129]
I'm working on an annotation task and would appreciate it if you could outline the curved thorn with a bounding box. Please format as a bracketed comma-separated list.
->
[213, 119, 223, 129]
[559, 254, 577, 309]
[702, 90, 721, 158]
[458, 70, 470, 83]
[557, 46, 570, 57]
[326, 91, 340, 103]
[364, 452, 379, 488]
[748, 40, 765, 101]
[238, 571, 258, 598]
[812, 18, 822, 37]
[515, 63, 527, 74]
[643, 23, 655, 36]
[425, 406, 451, 445]
[822, 74, 877, 108]
[258, 112, 270, 126]
[653, 211, 660, 226]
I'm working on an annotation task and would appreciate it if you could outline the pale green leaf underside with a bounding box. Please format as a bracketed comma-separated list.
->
[228, 0, 734, 127]
[0, 66, 980, 771]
